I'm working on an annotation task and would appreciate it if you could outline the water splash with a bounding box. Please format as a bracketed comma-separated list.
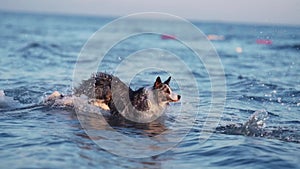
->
[242, 109, 269, 136]
[217, 110, 300, 143]
[217, 110, 269, 137]
[0, 90, 21, 109]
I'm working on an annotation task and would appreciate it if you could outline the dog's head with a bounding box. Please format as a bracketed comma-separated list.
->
[153, 76, 181, 105]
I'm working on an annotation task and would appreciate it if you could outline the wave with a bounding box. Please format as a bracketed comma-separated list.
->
[271, 44, 300, 51]
[217, 110, 300, 143]
[0, 90, 21, 109]
[17, 41, 72, 58]
[1, 87, 299, 143]
[0, 89, 46, 113]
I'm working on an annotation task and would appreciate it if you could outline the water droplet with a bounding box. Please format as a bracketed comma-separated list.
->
[277, 97, 282, 103]
[235, 47, 243, 53]
[265, 94, 271, 97]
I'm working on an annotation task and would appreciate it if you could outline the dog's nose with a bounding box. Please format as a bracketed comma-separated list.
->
[178, 95, 181, 100]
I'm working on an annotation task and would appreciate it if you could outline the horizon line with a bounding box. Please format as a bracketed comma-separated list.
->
[1, 9, 300, 28]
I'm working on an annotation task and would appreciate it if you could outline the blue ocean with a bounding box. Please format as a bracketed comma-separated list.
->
[0, 11, 299, 169]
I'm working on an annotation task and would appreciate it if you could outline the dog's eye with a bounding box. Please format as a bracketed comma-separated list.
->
[166, 89, 171, 94]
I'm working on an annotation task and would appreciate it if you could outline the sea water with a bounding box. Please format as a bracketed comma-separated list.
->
[0, 11, 299, 168]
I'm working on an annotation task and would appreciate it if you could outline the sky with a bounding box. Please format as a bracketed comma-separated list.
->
[0, 0, 299, 25]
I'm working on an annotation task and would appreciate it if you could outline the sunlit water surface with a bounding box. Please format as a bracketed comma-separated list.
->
[0, 12, 299, 169]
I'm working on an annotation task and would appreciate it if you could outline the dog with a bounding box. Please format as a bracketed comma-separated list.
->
[46, 72, 181, 122]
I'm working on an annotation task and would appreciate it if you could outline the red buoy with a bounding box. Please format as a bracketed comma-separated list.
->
[161, 34, 176, 40]
[256, 39, 272, 45]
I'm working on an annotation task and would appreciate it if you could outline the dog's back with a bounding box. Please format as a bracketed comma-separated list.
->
[74, 72, 132, 113]
[74, 72, 111, 100]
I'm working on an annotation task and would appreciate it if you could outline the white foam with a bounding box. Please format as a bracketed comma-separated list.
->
[0, 90, 5, 97]
[0, 90, 21, 108]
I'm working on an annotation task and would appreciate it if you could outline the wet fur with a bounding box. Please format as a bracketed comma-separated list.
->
[74, 72, 180, 120]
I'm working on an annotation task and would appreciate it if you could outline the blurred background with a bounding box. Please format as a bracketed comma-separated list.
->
[0, 1, 299, 169]
[1, 0, 299, 25]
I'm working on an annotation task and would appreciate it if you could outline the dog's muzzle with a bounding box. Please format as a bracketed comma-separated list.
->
[170, 94, 181, 102]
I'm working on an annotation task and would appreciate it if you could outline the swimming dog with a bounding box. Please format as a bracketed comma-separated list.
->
[46, 72, 181, 122]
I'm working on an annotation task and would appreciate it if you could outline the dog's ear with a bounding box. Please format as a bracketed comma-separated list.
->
[154, 76, 162, 89]
[164, 76, 171, 85]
